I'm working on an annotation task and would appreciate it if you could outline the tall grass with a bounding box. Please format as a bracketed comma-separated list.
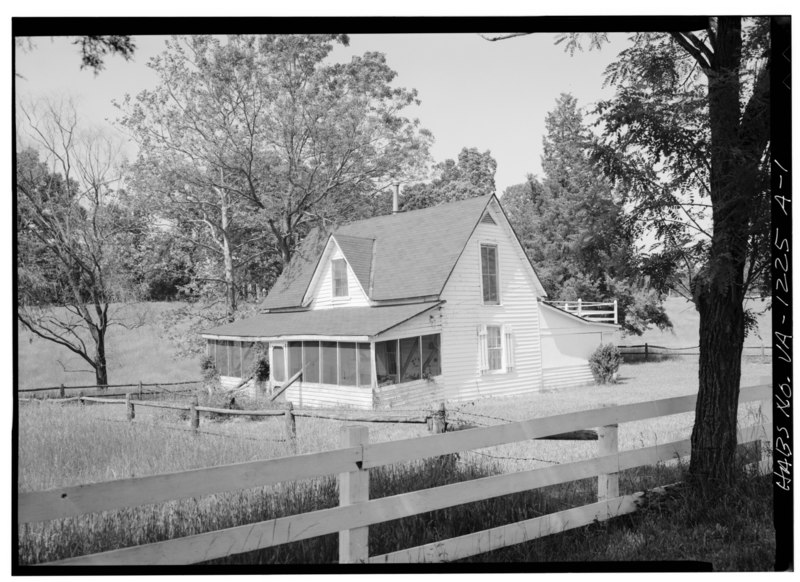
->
[17, 391, 774, 568]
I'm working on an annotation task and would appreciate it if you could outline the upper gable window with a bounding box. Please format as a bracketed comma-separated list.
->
[332, 258, 348, 297]
[480, 244, 500, 304]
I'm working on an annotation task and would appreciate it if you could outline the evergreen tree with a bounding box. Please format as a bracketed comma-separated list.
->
[503, 94, 670, 335]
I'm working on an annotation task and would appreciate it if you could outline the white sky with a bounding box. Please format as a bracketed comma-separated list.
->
[14, 32, 627, 194]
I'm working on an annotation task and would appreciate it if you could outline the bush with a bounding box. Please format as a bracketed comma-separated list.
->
[589, 343, 622, 384]
[200, 355, 219, 382]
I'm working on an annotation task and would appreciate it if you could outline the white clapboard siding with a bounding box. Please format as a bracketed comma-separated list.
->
[284, 382, 373, 409]
[541, 364, 595, 389]
[439, 207, 543, 403]
[309, 244, 370, 310]
[374, 378, 444, 409]
[374, 307, 444, 342]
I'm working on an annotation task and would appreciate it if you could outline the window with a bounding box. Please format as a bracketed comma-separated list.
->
[303, 341, 320, 383]
[376, 340, 399, 385]
[272, 345, 285, 383]
[420, 334, 441, 377]
[481, 244, 499, 304]
[376, 334, 442, 386]
[332, 258, 348, 297]
[321, 341, 338, 384]
[358, 344, 372, 386]
[288, 342, 303, 378]
[399, 337, 421, 382]
[486, 326, 503, 371]
[339, 342, 358, 386]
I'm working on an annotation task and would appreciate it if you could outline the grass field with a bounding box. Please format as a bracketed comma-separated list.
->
[17, 356, 773, 568]
[16, 298, 775, 568]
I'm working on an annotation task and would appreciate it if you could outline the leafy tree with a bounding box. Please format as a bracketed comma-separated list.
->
[15, 35, 135, 76]
[398, 147, 497, 211]
[16, 100, 144, 386]
[119, 35, 431, 325]
[490, 19, 770, 486]
[585, 20, 771, 487]
[502, 94, 670, 335]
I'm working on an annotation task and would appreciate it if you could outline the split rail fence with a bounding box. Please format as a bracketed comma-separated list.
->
[617, 343, 773, 361]
[18, 381, 772, 565]
[17, 380, 201, 401]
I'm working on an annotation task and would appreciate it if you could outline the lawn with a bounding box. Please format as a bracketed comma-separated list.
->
[619, 296, 772, 349]
[16, 354, 773, 568]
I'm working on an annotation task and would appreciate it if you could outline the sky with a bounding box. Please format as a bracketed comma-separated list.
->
[14, 32, 627, 195]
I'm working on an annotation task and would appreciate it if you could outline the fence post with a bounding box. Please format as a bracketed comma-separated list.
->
[190, 395, 200, 433]
[577, 298, 583, 318]
[59, 384, 65, 398]
[79, 391, 85, 406]
[284, 401, 297, 453]
[138, 381, 143, 400]
[644, 343, 649, 362]
[598, 424, 619, 501]
[613, 299, 618, 324]
[339, 425, 369, 564]
[432, 401, 447, 433]
[126, 393, 135, 421]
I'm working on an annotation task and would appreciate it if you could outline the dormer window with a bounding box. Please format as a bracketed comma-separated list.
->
[480, 244, 500, 304]
[332, 258, 349, 297]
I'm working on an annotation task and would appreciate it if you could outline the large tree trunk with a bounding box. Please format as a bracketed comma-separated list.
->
[689, 17, 752, 488]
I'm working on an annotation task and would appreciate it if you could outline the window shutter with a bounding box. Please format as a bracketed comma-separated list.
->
[477, 324, 488, 374]
[504, 325, 515, 372]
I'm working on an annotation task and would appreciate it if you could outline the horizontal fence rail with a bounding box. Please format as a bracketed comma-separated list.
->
[19, 382, 772, 565]
[617, 343, 772, 359]
[18, 380, 203, 394]
[546, 299, 618, 324]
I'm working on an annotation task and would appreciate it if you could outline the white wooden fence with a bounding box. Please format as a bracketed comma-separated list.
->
[18, 382, 772, 565]
[547, 299, 618, 324]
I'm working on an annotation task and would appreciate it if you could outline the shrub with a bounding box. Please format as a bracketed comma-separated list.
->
[589, 343, 622, 384]
[199, 355, 219, 381]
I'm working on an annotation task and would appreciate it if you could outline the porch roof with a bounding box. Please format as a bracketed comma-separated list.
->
[201, 301, 442, 340]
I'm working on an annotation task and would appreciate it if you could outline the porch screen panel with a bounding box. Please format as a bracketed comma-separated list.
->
[357, 343, 371, 387]
[229, 341, 242, 378]
[421, 334, 441, 377]
[272, 346, 285, 383]
[399, 336, 421, 382]
[303, 342, 320, 383]
[217, 341, 230, 377]
[338, 342, 357, 386]
[241, 342, 256, 378]
[321, 341, 338, 384]
[288, 342, 303, 378]
[375, 340, 398, 385]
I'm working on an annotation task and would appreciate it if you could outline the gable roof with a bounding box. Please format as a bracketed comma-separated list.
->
[332, 234, 374, 294]
[262, 195, 493, 310]
[202, 301, 443, 340]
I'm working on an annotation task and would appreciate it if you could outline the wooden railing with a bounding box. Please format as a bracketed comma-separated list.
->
[547, 299, 618, 324]
[18, 382, 772, 565]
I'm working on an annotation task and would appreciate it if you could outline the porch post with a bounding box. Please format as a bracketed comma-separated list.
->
[370, 341, 378, 408]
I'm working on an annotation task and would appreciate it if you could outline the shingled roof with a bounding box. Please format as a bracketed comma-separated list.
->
[203, 302, 443, 339]
[262, 195, 494, 310]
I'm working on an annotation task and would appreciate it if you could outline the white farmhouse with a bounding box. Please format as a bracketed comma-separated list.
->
[202, 195, 618, 409]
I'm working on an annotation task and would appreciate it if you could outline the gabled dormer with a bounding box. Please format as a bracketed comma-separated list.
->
[303, 234, 374, 309]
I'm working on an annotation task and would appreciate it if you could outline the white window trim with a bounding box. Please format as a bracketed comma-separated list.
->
[478, 324, 514, 375]
[478, 241, 502, 306]
[331, 258, 350, 299]
[270, 342, 287, 384]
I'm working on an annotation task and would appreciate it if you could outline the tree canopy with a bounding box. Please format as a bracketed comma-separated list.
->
[502, 94, 670, 335]
[396, 146, 497, 211]
[118, 34, 432, 325]
[16, 99, 143, 385]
